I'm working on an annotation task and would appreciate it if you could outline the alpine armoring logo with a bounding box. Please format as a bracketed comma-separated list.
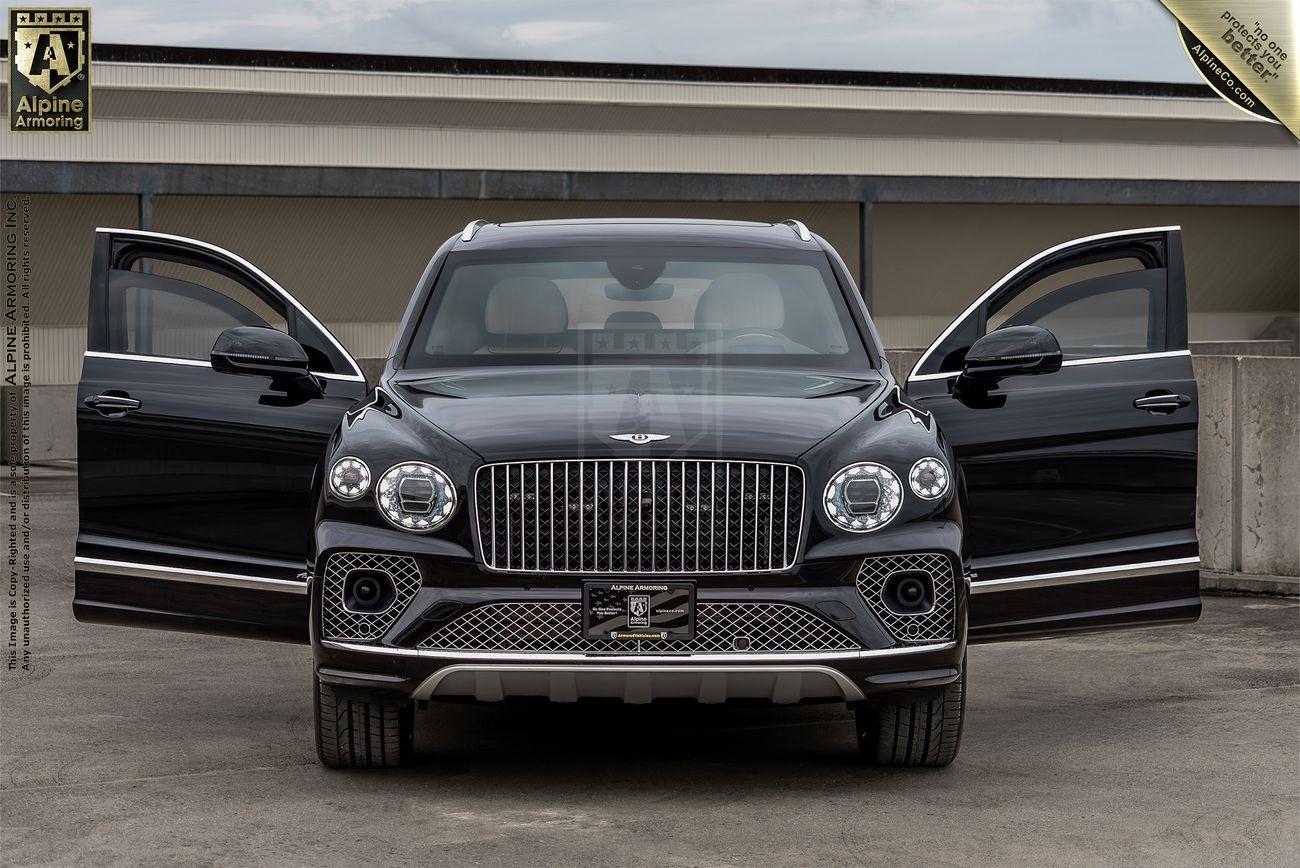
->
[8, 8, 91, 132]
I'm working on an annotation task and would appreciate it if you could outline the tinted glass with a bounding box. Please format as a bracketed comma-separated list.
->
[107, 267, 285, 361]
[998, 272, 1161, 360]
[405, 247, 870, 370]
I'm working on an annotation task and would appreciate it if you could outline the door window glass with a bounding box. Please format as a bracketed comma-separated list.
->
[992, 266, 1164, 361]
[107, 259, 287, 361]
[923, 252, 1166, 374]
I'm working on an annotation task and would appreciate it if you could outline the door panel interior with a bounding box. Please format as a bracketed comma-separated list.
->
[906, 227, 1200, 641]
[74, 229, 367, 642]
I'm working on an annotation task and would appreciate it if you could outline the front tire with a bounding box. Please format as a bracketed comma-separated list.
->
[855, 661, 965, 767]
[314, 679, 413, 768]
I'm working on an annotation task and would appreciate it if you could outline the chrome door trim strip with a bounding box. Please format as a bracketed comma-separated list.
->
[1061, 349, 1192, 368]
[970, 556, 1199, 593]
[412, 663, 867, 702]
[906, 225, 1181, 383]
[94, 227, 366, 381]
[83, 350, 364, 382]
[322, 639, 955, 664]
[74, 556, 308, 594]
[907, 349, 1192, 383]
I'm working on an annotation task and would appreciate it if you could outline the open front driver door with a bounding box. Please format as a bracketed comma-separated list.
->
[74, 229, 368, 642]
[906, 227, 1200, 641]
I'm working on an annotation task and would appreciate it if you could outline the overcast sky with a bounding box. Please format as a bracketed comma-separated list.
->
[86, 0, 1198, 82]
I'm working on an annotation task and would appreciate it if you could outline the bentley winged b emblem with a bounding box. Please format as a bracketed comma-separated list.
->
[609, 433, 671, 445]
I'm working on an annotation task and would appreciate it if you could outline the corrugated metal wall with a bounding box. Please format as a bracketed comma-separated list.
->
[19, 193, 1297, 382]
[871, 203, 1300, 347]
[5, 61, 1297, 182]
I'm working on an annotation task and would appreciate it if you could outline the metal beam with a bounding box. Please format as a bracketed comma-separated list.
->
[3, 161, 1296, 207]
[858, 200, 873, 311]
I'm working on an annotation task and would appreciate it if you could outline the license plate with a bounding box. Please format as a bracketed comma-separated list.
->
[583, 581, 694, 642]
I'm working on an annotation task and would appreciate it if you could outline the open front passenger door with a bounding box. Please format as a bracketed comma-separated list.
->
[906, 227, 1200, 641]
[74, 229, 368, 642]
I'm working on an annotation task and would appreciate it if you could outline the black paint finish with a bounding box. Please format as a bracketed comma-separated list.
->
[75, 221, 1199, 668]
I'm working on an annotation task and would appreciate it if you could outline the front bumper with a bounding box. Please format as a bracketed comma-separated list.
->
[317, 640, 963, 704]
[312, 539, 967, 704]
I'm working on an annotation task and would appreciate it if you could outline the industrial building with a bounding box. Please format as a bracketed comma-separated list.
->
[2, 43, 1296, 387]
[1, 44, 1297, 583]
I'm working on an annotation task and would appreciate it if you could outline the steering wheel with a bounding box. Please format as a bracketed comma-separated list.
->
[690, 329, 806, 354]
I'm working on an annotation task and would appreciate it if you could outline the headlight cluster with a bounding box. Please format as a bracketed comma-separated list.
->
[823, 457, 949, 533]
[329, 457, 459, 533]
[329, 457, 371, 500]
[909, 457, 949, 500]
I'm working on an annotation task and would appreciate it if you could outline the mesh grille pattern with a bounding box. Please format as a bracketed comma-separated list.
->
[855, 552, 957, 646]
[321, 552, 422, 642]
[474, 460, 805, 574]
[418, 601, 858, 654]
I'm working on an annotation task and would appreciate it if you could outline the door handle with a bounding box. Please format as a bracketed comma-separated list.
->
[84, 393, 141, 417]
[1133, 393, 1190, 415]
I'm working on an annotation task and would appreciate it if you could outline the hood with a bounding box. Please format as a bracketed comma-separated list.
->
[389, 366, 886, 463]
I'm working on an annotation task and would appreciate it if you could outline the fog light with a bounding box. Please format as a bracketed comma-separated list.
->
[343, 569, 396, 613]
[882, 570, 934, 615]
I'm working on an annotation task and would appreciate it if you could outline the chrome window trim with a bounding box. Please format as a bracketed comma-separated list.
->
[94, 226, 366, 381]
[323, 639, 955, 663]
[413, 663, 867, 702]
[970, 556, 1199, 593]
[74, 556, 307, 594]
[83, 350, 365, 382]
[906, 225, 1181, 383]
[906, 349, 1192, 383]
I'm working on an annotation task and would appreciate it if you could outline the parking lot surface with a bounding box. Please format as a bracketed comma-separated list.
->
[2, 474, 1298, 866]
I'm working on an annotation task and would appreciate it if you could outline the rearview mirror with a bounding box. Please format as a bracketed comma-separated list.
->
[211, 326, 322, 395]
[959, 325, 1062, 384]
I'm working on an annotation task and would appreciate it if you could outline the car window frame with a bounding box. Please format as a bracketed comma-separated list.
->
[88, 230, 363, 381]
[908, 226, 1181, 382]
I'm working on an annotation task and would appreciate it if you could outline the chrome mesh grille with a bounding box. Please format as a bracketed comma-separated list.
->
[321, 552, 421, 643]
[855, 552, 957, 646]
[418, 601, 858, 654]
[474, 459, 805, 574]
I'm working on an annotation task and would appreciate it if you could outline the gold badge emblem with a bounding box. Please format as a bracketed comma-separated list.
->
[8, 8, 91, 132]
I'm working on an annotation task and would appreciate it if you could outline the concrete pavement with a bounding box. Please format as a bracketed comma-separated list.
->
[2, 475, 1298, 866]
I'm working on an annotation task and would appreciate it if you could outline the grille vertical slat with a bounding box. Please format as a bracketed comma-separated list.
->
[475, 459, 804, 574]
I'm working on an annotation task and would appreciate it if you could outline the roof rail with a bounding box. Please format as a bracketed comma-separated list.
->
[460, 219, 490, 242]
[780, 219, 812, 242]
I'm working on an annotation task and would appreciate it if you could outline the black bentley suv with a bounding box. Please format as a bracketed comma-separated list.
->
[75, 218, 1201, 768]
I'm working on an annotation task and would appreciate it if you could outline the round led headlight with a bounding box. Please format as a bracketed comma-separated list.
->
[328, 456, 371, 501]
[909, 457, 950, 500]
[823, 462, 903, 533]
[376, 461, 458, 533]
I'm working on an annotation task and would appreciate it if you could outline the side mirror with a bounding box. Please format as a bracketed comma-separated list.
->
[211, 326, 322, 395]
[959, 325, 1062, 384]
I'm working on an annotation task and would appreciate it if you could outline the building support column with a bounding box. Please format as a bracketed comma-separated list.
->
[136, 190, 154, 351]
[857, 199, 873, 312]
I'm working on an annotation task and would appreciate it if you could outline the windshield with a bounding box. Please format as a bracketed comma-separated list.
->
[403, 246, 873, 370]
